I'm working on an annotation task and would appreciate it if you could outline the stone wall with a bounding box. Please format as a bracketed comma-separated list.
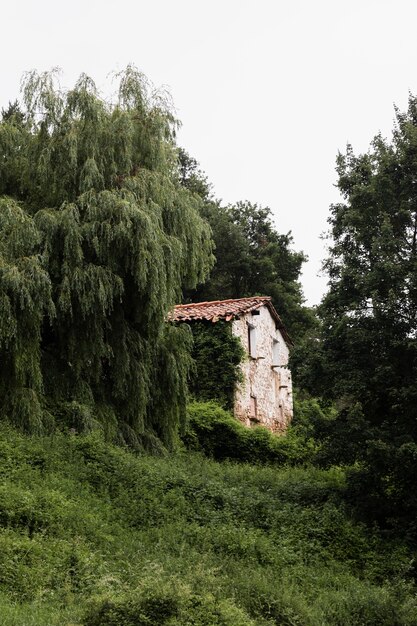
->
[232, 306, 293, 432]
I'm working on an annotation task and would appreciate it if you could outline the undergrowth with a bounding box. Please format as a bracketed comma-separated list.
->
[182, 401, 319, 465]
[0, 423, 416, 625]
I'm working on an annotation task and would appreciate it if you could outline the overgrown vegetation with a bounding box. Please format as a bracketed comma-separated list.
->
[183, 401, 318, 465]
[3, 67, 417, 622]
[178, 150, 315, 342]
[188, 322, 245, 409]
[294, 94, 417, 539]
[0, 67, 213, 446]
[1, 423, 416, 626]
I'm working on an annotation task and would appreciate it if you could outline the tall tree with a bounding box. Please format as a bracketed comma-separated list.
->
[195, 201, 314, 340]
[178, 150, 314, 340]
[318, 95, 417, 529]
[0, 67, 213, 447]
[177, 148, 212, 201]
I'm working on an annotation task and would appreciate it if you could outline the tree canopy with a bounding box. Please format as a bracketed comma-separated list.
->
[178, 150, 314, 341]
[311, 95, 417, 530]
[0, 67, 213, 447]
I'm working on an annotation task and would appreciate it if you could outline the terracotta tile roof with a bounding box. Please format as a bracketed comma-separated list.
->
[169, 297, 293, 346]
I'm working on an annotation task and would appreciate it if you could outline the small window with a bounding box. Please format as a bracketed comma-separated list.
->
[247, 323, 257, 358]
[272, 339, 280, 366]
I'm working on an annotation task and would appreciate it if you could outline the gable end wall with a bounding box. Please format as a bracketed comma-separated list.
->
[232, 305, 293, 431]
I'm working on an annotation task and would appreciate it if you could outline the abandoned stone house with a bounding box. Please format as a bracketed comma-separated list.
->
[170, 297, 293, 432]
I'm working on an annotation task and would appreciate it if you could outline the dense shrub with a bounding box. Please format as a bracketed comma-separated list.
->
[0, 424, 416, 625]
[183, 401, 317, 465]
[84, 583, 254, 626]
[189, 321, 244, 410]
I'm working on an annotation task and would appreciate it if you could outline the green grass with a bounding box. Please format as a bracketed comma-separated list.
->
[0, 424, 416, 625]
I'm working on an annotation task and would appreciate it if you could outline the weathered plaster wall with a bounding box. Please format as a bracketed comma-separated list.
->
[232, 306, 293, 431]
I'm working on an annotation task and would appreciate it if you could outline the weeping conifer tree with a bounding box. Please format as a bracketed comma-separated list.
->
[0, 66, 213, 448]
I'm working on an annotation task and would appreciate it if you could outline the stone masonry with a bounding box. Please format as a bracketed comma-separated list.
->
[232, 305, 293, 431]
[170, 297, 293, 432]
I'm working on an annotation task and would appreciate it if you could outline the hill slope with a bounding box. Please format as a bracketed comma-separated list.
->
[0, 425, 416, 625]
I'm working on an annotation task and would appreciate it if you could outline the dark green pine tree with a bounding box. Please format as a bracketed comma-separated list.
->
[0, 67, 213, 448]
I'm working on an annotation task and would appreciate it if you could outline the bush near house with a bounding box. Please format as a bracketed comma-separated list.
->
[183, 401, 318, 465]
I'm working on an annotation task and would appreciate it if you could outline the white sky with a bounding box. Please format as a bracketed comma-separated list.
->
[2, 0, 417, 305]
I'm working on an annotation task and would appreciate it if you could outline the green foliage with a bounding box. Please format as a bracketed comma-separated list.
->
[177, 147, 213, 201]
[84, 584, 254, 626]
[188, 321, 244, 409]
[0, 67, 213, 445]
[0, 424, 416, 625]
[1, 100, 26, 123]
[178, 150, 315, 342]
[289, 321, 325, 393]
[317, 94, 417, 533]
[183, 401, 320, 465]
[194, 201, 316, 341]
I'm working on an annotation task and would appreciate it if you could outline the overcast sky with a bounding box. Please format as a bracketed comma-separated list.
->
[2, 0, 417, 305]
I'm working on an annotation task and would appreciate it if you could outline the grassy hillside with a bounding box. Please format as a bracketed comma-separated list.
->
[1, 423, 416, 625]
